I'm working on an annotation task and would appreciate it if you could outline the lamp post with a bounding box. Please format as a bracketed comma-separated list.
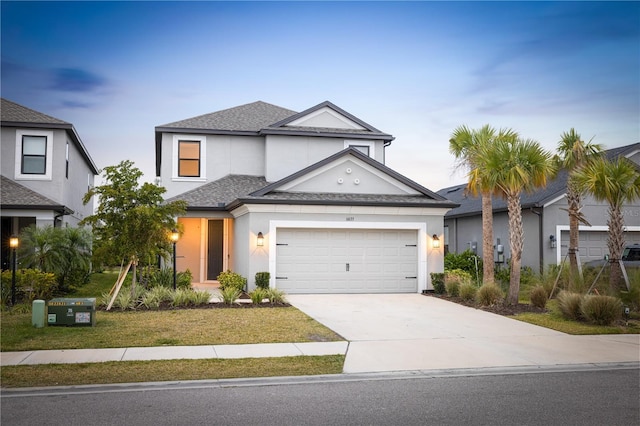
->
[170, 229, 179, 290]
[9, 235, 19, 306]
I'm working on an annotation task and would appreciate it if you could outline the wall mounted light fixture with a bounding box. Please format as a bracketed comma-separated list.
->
[257, 232, 264, 247]
[549, 234, 556, 249]
[432, 234, 440, 249]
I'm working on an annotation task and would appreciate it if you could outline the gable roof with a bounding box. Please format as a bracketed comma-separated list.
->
[154, 101, 394, 176]
[165, 174, 268, 209]
[437, 142, 640, 218]
[0, 175, 73, 214]
[1, 98, 99, 174]
[156, 101, 297, 134]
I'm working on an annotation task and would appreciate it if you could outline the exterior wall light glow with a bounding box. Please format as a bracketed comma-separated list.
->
[257, 232, 264, 247]
[432, 234, 440, 249]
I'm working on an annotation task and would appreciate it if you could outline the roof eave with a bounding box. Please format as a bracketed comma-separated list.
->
[2, 121, 99, 175]
[259, 128, 394, 141]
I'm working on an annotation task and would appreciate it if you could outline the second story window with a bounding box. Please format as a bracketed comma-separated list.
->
[15, 129, 53, 181]
[22, 135, 47, 174]
[178, 140, 201, 177]
[65, 141, 70, 178]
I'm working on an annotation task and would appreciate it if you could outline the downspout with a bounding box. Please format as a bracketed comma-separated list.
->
[530, 207, 543, 274]
[383, 140, 392, 164]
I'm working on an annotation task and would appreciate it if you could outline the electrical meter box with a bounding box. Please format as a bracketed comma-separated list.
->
[47, 298, 96, 327]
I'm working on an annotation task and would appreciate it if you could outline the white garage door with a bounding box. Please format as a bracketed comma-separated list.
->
[560, 230, 640, 263]
[276, 228, 418, 294]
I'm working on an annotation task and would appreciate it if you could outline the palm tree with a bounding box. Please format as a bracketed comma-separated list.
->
[555, 129, 602, 277]
[573, 156, 640, 289]
[481, 138, 556, 305]
[449, 125, 518, 284]
[18, 225, 63, 272]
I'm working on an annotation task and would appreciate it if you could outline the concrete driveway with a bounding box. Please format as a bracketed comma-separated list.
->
[287, 294, 640, 373]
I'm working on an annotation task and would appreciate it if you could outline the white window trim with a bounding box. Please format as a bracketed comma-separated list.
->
[15, 129, 54, 181]
[172, 134, 207, 181]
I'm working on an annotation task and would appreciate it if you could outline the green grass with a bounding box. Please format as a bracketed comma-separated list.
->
[0, 355, 345, 388]
[1, 307, 343, 351]
[1, 272, 346, 388]
[509, 300, 640, 334]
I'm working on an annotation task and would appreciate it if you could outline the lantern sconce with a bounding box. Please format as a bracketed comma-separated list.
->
[549, 234, 556, 249]
[257, 232, 264, 247]
[432, 234, 440, 249]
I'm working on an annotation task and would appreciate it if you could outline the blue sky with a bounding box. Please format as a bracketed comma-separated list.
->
[2, 1, 638, 191]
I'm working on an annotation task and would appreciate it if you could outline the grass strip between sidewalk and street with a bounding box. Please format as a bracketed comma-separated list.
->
[0, 355, 346, 388]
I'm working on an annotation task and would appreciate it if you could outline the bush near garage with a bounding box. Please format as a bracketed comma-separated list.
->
[217, 270, 247, 292]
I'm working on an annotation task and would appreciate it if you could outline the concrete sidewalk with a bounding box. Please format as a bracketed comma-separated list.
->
[0, 341, 349, 366]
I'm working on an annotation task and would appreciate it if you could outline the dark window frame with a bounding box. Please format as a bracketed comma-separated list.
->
[21, 135, 47, 175]
[178, 140, 201, 177]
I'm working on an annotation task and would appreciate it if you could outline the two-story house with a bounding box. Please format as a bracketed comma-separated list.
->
[1, 98, 99, 268]
[156, 101, 457, 293]
[437, 143, 640, 273]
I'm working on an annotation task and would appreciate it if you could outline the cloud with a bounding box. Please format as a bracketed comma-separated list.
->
[49, 67, 108, 93]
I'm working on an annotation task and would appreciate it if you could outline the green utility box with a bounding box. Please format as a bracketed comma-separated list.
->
[47, 298, 96, 327]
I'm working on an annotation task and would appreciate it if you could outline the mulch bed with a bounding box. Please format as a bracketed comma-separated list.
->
[425, 292, 547, 316]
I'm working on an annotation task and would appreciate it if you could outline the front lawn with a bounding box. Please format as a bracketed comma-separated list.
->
[509, 299, 640, 334]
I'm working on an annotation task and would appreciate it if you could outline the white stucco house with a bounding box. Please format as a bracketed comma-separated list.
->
[155, 101, 457, 293]
[1, 98, 98, 269]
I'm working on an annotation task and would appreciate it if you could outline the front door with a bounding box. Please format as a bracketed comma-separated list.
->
[207, 220, 224, 280]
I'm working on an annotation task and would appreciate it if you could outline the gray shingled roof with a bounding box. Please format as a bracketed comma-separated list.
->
[165, 175, 268, 208]
[157, 101, 297, 132]
[0, 175, 72, 213]
[1, 98, 69, 124]
[437, 143, 640, 218]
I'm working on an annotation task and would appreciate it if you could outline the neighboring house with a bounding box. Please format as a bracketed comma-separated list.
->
[437, 143, 640, 273]
[156, 101, 457, 293]
[1, 98, 99, 268]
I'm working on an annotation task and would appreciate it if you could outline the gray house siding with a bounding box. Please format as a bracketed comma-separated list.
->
[441, 143, 640, 273]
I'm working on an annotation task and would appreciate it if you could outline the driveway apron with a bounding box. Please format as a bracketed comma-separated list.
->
[287, 294, 640, 373]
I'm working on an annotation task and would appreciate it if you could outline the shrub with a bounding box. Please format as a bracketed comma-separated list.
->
[476, 283, 504, 306]
[529, 285, 548, 309]
[557, 291, 584, 321]
[171, 288, 196, 307]
[249, 288, 267, 304]
[430, 273, 445, 294]
[459, 282, 477, 302]
[140, 286, 172, 309]
[619, 270, 640, 311]
[580, 295, 622, 326]
[445, 269, 471, 297]
[218, 287, 241, 305]
[1, 269, 58, 306]
[114, 288, 137, 310]
[266, 288, 287, 304]
[445, 249, 483, 281]
[191, 290, 212, 305]
[445, 280, 460, 297]
[255, 272, 270, 290]
[217, 270, 247, 292]
[177, 269, 193, 289]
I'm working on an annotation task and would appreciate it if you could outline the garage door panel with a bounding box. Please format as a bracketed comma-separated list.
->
[276, 228, 418, 294]
[561, 230, 639, 263]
